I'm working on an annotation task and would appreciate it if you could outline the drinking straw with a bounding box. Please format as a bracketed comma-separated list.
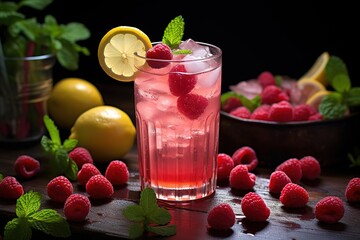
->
[0, 37, 16, 121]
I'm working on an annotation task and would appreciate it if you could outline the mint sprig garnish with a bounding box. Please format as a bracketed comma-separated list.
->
[319, 56, 360, 119]
[162, 15, 184, 50]
[41, 115, 78, 181]
[4, 191, 71, 240]
[162, 15, 191, 55]
[122, 188, 176, 239]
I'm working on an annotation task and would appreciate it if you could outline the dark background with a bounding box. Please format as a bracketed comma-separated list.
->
[35, 0, 359, 91]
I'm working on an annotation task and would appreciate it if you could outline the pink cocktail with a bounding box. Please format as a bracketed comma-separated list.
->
[134, 40, 222, 201]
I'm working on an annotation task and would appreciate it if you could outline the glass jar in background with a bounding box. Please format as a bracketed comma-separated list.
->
[0, 54, 55, 145]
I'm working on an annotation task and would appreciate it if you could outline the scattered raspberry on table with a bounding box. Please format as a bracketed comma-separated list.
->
[14, 155, 40, 179]
[207, 203, 236, 230]
[47, 176, 73, 203]
[64, 193, 91, 222]
[241, 192, 270, 222]
[0, 176, 24, 200]
[315, 196, 344, 224]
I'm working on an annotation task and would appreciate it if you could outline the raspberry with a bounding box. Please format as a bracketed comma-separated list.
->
[222, 97, 242, 113]
[64, 193, 91, 222]
[280, 183, 309, 208]
[268, 171, 292, 194]
[345, 177, 360, 203]
[146, 43, 172, 68]
[275, 158, 302, 183]
[315, 196, 344, 223]
[229, 164, 256, 190]
[217, 153, 234, 181]
[269, 100, 293, 122]
[299, 156, 321, 180]
[250, 104, 271, 121]
[177, 93, 208, 120]
[69, 147, 93, 169]
[229, 106, 251, 119]
[308, 112, 323, 121]
[258, 71, 275, 88]
[261, 85, 289, 105]
[168, 64, 196, 96]
[293, 104, 312, 121]
[86, 174, 114, 199]
[0, 176, 24, 200]
[105, 160, 129, 185]
[14, 155, 40, 179]
[241, 192, 270, 222]
[207, 203, 235, 230]
[231, 146, 258, 171]
[77, 163, 101, 186]
[47, 176, 73, 203]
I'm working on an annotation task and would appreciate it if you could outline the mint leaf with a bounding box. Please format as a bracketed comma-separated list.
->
[221, 91, 239, 106]
[140, 187, 158, 216]
[28, 209, 71, 238]
[332, 74, 351, 93]
[40, 135, 55, 153]
[62, 138, 78, 152]
[16, 191, 41, 217]
[4, 218, 32, 240]
[0, 173, 3, 181]
[148, 207, 171, 225]
[319, 93, 348, 119]
[56, 147, 70, 170]
[64, 158, 78, 181]
[0, 0, 90, 70]
[123, 188, 176, 238]
[21, 0, 53, 10]
[61, 22, 91, 42]
[240, 95, 261, 112]
[123, 205, 145, 222]
[128, 223, 145, 239]
[146, 224, 176, 237]
[4, 191, 72, 239]
[173, 49, 192, 55]
[162, 15, 184, 49]
[275, 75, 283, 86]
[325, 56, 349, 86]
[43, 115, 61, 146]
[220, 91, 260, 112]
[344, 87, 360, 106]
[41, 115, 78, 179]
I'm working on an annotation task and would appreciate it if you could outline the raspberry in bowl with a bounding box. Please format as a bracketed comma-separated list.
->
[219, 67, 360, 169]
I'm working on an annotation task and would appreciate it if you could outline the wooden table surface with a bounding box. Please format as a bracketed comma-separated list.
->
[1, 82, 360, 240]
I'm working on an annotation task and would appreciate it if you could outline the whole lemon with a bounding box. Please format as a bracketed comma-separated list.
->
[69, 105, 136, 163]
[47, 78, 104, 129]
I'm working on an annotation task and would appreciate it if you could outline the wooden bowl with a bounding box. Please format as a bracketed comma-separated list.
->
[219, 111, 360, 169]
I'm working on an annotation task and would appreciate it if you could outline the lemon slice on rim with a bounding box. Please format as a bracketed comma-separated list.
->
[98, 26, 152, 82]
[298, 52, 330, 86]
[297, 77, 326, 103]
[306, 90, 331, 110]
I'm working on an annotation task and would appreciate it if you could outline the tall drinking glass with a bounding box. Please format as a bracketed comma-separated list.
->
[134, 40, 222, 201]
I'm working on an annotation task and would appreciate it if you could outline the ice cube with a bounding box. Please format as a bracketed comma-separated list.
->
[197, 66, 221, 88]
[137, 77, 169, 100]
[136, 101, 157, 120]
[179, 39, 212, 58]
[156, 95, 177, 112]
[182, 55, 210, 74]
